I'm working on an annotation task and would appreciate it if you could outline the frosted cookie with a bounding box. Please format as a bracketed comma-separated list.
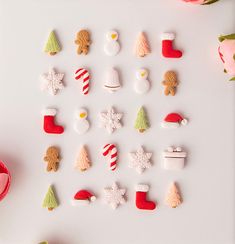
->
[104, 30, 120, 56]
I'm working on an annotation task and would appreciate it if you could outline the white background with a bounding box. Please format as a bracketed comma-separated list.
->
[0, 0, 234, 243]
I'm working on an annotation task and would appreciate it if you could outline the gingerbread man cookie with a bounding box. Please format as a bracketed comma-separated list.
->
[75, 30, 91, 55]
[44, 146, 60, 172]
[162, 71, 179, 96]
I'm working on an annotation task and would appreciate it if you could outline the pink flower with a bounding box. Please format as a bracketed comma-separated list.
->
[218, 34, 235, 80]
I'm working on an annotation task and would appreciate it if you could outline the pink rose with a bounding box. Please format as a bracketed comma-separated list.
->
[218, 34, 235, 80]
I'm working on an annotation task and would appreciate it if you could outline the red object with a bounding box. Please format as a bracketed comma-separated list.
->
[164, 113, 184, 123]
[102, 144, 118, 171]
[74, 190, 96, 201]
[161, 33, 182, 58]
[0, 161, 11, 201]
[135, 184, 156, 210]
[42, 109, 64, 134]
[75, 68, 90, 95]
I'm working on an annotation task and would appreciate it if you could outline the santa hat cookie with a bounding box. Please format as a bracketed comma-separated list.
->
[71, 190, 96, 206]
[0, 161, 11, 201]
[161, 113, 188, 129]
[161, 32, 183, 58]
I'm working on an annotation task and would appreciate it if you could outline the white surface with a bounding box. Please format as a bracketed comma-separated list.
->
[0, 0, 234, 244]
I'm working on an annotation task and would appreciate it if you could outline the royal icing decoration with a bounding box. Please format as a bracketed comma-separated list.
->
[44, 30, 61, 56]
[129, 146, 152, 174]
[102, 144, 118, 171]
[0, 161, 10, 201]
[134, 32, 151, 57]
[104, 68, 121, 93]
[75, 68, 90, 95]
[135, 184, 156, 210]
[75, 29, 91, 55]
[134, 107, 149, 133]
[161, 33, 183, 58]
[182, 0, 219, 4]
[134, 68, 150, 94]
[42, 185, 58, 211]
[103, 182, 126, 209]
[104, 30, 120, 56]
[44, 146, 60, 172]
[74, 108, 90, 134]
[41, 68, 64, 96]
[71, 190, 96, 206]
[218, 33, 235, 81]
[99, 107, 123, 134]
[165, 182, 182, 208]
[163, 147, 187, 170]
[161, 113, 188, 129]
[162, 71, 179, 96]
[42, 108, 64, 134]
[75, 145, 91, 172]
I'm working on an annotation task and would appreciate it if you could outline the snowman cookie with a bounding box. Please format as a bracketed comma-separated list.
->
[74, 108, 90, 134]
[134, 68, 150, 94]
[104, 30, 120, 56]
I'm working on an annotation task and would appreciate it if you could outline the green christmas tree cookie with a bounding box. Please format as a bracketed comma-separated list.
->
[39, 242, 48, 244]
[134, 107, 149, 133]
[42, 185, 58, 211]
[44, 31, 61, 56]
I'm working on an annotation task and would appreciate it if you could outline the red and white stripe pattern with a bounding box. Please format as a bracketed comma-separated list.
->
[75, 68, 90, 95]
[102, 144, 118, 171]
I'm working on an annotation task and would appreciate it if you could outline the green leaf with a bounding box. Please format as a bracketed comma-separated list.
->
[218, 33, 235, 42]
[229, 77, 235, 81]
[203, 0, 219, 5]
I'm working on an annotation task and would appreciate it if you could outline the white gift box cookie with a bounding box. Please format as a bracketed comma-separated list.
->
[162, 146, 187, 170]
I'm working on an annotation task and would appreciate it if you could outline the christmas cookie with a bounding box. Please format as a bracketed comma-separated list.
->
[75, 145, 91, 172]
[74, 108, 90, 134]
[44, 146, 60, 172]
[163, 147, 187, 170]
[218, 34, 235, 81]
[71, 190, 96, 206]
[134, 32, 150, 57]
[165, 182, 182, 208]
[44, 30, 61, 56]
[75, 29, 91, 55]
[42, 185, 58, 211]
[99, 107, 123, 134]
[161, 33, 183, 58]
[102, 143, 118, 171]
[104, 30, 120, 56]
[134, 107, 149, 133]
[161, 113, 188, 129]
[135, 184, 156, 210]
[103, 182, 126, 209]
[42, 108, 64, 134]
[0, 161, 11, 201]
[41, 68, 64, 96]
[104, 68, 121, 93]
[134, 68, 150, 94]
[129, 146, 152, 174]
[162, 71, 179, 96]
[74, 68, 90, 95]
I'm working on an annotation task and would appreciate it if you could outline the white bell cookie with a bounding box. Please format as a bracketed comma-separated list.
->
[74, 108, 90, 134]
[104, 30, 120, 56]
[103, 68, 121, 93]
[134, 68, 150, 94]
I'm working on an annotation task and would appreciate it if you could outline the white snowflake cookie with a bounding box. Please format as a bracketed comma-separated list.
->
[74, 108, 90, 134]
[41, 68, 64, 95]
[99, 107, 123, 134]
[104, 30, 120, 56]
[103, 182, 126, 209]
[129, 146, 152, 174]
